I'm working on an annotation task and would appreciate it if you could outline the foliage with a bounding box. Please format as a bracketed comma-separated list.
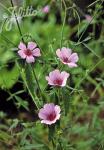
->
[0, 0, 104, 150]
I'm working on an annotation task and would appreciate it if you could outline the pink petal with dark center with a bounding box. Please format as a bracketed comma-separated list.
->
[18, 50, 26, 59]
[38, 103, 61, 125]
[61, 47, 72, 58]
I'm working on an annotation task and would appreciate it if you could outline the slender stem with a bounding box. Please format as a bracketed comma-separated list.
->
[77, 0, 103, 43]
[60, 0, 67, 48]
[31, 65, 42, 98]
[57, 88, 61, 104]
[75, 58, 104, 89]
[16, 62, 40, 110]
[52, 139, 56, 150]
[55, 88, 61, 105]
[1, 33, 16, 47]
[58, 139, 63, 150]
[26, 83, 40, 110]
[10, 0, 24, 42]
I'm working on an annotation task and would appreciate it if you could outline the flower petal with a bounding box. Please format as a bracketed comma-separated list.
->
[61, 71, 69, 86]
[49, 69, 60, 81]
[18, 42, 26, 50]
[55, 114, 61, 120]
[27, 42, 37, 50]
[45, 76, 54, 85]
[26, 56, 35, 63]
[38, 108, 47, 120]
[61, 71, 69, 79]
[56, 49, 62, 58]
[43, 103, 55, 114]
[61, 47, 72, 58]
[42, 5, 50, 14]
[41, 119, 56, 125]
[69, 53, 79, 63]
[32, 48, 41, 57]
[68, 62, 77, 68]
[18, 50, 26, 59]
[38, 103, 61, 125]
[55, 105, 61, 114]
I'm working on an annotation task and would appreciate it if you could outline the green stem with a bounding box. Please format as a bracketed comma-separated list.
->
[60, 1, 67, 48]
[1, 33, 16, 47]
[55, 88, 61, 105]
[77, 0, 103, 43]
[16, 62, 40, 110]
[52, 139, 56, 150]
[58, 139, 63, 150]
[57, 88, 61, 104]
[31, 65, 43, 98]
[75, 58, 104, 89]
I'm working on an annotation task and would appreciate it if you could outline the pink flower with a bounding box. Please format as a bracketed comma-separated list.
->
[46, 69, 69, 87]
[38, 103, 61, 125]
[42, 5, 50, 14]
[18, 42, 41, 63]
[56, 47, 79, 68]
[85, 15, 92, 23]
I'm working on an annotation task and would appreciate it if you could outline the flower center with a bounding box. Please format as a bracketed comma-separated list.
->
[24, 49, 32, 56]
[63, 57, 69, 63]
[47, 112, 56, 121]
[54, 78, 62, 86]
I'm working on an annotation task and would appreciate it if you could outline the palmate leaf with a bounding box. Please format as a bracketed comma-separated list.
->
[0, 64, 19, 89]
